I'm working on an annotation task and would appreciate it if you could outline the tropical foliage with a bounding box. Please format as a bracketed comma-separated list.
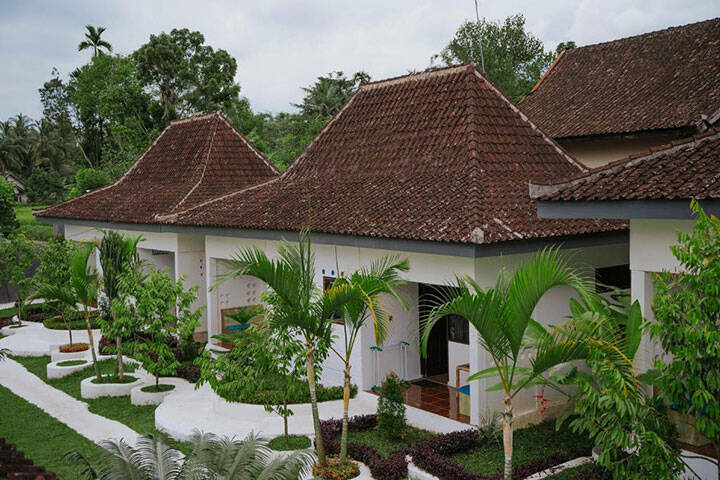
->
[376, 372, 408, 440]
[0, 234, 36, 320]
[77, 25, 112, 58]
[651, 201, 720, 462]
[0, 177, 19, 235]
[65, 431, 314, 479]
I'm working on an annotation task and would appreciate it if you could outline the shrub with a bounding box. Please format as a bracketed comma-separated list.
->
[59, 343, 89, 353]
[44, 315, 100, 330]
[175, 363, 201, 383]
[376, 372, 407, 439]
[312, 456, 360, 480]
[71, 168, 110, 196]
[0, 177, 18, 237]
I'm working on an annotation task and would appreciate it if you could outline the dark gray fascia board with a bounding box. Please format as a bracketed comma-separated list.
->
[36, 216, 627, 258]
[537, 199, 720, 220]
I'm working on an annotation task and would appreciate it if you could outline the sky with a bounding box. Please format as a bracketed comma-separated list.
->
[1, 0, 717, 119]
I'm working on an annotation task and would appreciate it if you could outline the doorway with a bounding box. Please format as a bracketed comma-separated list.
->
[419, 284, 449, 383]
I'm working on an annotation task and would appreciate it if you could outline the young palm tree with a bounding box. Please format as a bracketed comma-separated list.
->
[35, 243, 102, 381]
[331, 255, 409, 462]
[422, 248, 602, 480]
[65, 431, 313, 479]
[78, 25, 112, 58]
[221, 230, 367, 467]
[98, 230, 143, 380]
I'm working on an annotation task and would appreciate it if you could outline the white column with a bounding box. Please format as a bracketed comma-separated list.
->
[205, 255, 217, 344]
[631, 269, 655, 373]
[469, 325, 489, 425]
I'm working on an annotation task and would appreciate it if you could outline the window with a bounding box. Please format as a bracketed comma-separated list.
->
[323, 276, 344, 324]
[447, 315, 469, 344]
[595, 264, 631, 292]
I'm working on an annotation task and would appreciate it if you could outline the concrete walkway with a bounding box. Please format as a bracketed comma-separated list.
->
[0, 321, 101, 357]
[0, 358, 141, 446]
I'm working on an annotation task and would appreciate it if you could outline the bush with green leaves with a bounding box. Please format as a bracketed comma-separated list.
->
[376, 372, 408, 439]
[119, 270, 202, 388]
[0, 234, 36, 321]
[651, 201, 720, 461]
[0, 177, 19, 237]
[69, 168, 110, 197]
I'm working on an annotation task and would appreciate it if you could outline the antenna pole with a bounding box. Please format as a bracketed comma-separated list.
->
[474, 0, 485, 72]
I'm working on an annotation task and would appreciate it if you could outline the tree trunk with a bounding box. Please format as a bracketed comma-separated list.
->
[306, 346, 326, 466]
[340, 361, 351, 462]
[85, 309, 101, 382]
[115, 336, 124, 380]
[502, 395, 514, 480]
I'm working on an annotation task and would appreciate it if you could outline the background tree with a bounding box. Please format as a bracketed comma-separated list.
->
[0, 177, 19, 236]
[98, 230, 143, 380]
[121, 270, 201, 390]
[652, 201, 720, 465]
[133, 28, 240, 124]
[77, 25, 112, 58]
[0, 234, 36, 321]
[434, 14, 564, 102]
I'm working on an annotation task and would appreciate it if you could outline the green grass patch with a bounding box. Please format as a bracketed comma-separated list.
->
[140, 383, 175, 393]
[346, 425, 433, 457]
[0, 384, 102, 479]
[268, 434, 311, 451]
[11, 355, 189, 453]
[451, 421, 593, 477]
[14, 205, 53, 241]
[91, 374, 138, 384]
[43, 315, 100, 330]
[0, 306, 17, 319]
[9, 324, 27, 329]
[56, 360, 88, 367]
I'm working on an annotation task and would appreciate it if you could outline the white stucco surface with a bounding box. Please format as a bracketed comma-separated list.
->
[0, 321, 101, 357]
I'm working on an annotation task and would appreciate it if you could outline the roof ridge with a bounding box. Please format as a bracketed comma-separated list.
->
[564, 17, 719, 52]
[530, 128, 720, 199]
[170, 112, 221, 125]
[359, 63, 474, 90]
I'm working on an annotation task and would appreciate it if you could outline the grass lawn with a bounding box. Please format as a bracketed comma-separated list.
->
[0, 384, 102, 480]
[14, 204, 53, 241]
[268, 434, 311, 451]
[451, 421, 593, 477]
[346, 425, 433, 457]
[12, 355, 189, 453]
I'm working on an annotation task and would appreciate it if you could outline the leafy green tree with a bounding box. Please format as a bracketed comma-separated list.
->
[0, 177, 19, 236]
[220, 230, 368, 467]
[331, 255, 409, 461]
[65, 431, 313, 479]
[98, 230, 143, 380]
[121, 270, 201, 389]
[70, 168, 111, 196]
[295, 71, 370, 119]
[77, 25, 112, 58]
[0, 234, 36, 321]
[26, 168, 65, 204]
[652, 201, 720, 463]
[422, 248, 601, 480]
[33, 243, 101, 381]
[434, 14, 561, 102]
[376, 372, 408, 439]
[133, 28, 241, 123]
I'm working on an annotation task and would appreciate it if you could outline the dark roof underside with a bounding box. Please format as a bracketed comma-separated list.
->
[520, 18, 720, 139]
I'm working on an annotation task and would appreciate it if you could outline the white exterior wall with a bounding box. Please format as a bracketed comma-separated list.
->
[448, 341, 469, 388]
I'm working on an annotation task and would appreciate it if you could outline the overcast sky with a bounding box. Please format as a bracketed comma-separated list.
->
[1, 0, 717, 119]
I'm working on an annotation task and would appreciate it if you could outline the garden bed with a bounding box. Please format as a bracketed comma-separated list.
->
[320, 415, 596, 480]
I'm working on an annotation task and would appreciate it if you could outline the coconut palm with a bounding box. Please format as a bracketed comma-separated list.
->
[65, 431, 314, 479]
[331, 255, 409, 462]
[422, 247, 605, 480]
[78, 25, 112, 58]
[98, 230, 143, 380]
[221, 230, 368, 467]
[34, 243, 101, 381]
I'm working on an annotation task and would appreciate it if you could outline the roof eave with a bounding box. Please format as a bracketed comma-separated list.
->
[536, 199, 720, 220]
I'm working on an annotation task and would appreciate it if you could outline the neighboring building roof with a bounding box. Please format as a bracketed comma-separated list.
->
[519, 18, 720, 139]
[2, 171, 25, 192]
[36, 113, 278, 224]
[167, 64, 623, 245]
[531, 129, 720, 202]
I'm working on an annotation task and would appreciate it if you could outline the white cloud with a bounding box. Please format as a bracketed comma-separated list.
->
[0, 0, 716, 118]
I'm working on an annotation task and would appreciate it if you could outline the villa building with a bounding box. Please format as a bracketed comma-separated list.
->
[531, 129, 720, 372]
[520, 18, 720, 168]
[37, 64, 628, 427]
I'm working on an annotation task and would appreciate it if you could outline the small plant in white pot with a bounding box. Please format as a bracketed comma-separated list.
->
[117, 269, 201, 405]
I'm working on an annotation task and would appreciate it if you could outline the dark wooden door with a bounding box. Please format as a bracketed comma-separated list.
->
[419, 284, 449, 378]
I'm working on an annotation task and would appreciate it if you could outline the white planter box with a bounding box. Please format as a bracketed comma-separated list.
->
[131, 383, 176, 406]
[47, 359, 91, 379]
[80, 374, 144, 399]
[50, 347, 90, 362]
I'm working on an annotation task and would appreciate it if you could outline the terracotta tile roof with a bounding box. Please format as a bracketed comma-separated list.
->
[168, 64, 623, 245]
[531, 129, 720, 201]
[36, 113, 278, 224]
[519, 18, 720, 139]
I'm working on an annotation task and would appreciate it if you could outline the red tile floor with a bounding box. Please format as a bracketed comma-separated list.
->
[370, 376, 471, 424]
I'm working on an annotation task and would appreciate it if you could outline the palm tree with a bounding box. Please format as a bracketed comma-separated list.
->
[78, 25, 112, 58]
[35, 243, 102, 381]
[331, 255, 409, 462]
[98, 230, 143, 381]
[221, 230, 367, 467]
[0, 347, 9, 362]
[65, 431, 314, 479]
[421, 248, 603, 480]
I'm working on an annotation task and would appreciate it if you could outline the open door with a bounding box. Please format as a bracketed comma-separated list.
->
[419, 284, 449, 381]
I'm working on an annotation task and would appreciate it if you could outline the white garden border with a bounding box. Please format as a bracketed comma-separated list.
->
[131, 382, 177, 406]
[81, 373, 145, 399]
[47, 358, 92, 379]
[50, 347, 90, 362]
